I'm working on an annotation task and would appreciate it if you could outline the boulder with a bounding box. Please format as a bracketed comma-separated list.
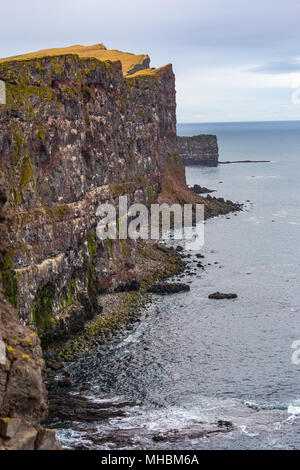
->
[208, 292, 237, 299]
[0, 418, 21, 439]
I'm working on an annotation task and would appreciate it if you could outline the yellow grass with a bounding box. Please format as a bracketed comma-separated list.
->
[0, 43, 150, 76]
[127, 64, 172, 78]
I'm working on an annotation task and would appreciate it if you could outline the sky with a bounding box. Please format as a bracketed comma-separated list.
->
[1, 0, 300, 122]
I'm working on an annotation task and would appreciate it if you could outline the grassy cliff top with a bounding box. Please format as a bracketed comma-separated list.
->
[0, 43, 150, 76]
[126, 64, 173, 79]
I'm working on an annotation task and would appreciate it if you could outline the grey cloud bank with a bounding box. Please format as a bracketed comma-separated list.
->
[1, 0, 299, 122]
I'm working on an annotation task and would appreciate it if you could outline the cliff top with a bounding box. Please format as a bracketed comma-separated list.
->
[0, 43, 150, 77]
[127, 64, 173, 78]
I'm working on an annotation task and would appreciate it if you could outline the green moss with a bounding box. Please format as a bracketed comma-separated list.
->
[107, 236, 114, 259]
[83, 85, 94, 99]
[11, 129, 25, 167]
[43, 241, 185, 359]
[0, 247, 19, 308]
[134, 174, 146, 186]
[36, 129, 46, 141]
[61, 87, 78, 101]
[5, 83, 53, 120]
[146, 185, 154, 204]
[60, 278, 76, 310]
[81, 244, 87, 263]
[86, 229, 98, 299]
[50, 58, 64, 75]
[57, 290, 141, 360]
[31, 282, 55, 339]
[87, 228, 97, 262]
[112, 183, 127, 198]
[20, 155, 35, 187]
[44, 204, 69, 220]
[6, 127, 37, 207]
[1, 270, 18, 309]
[2, 247, 15, 270]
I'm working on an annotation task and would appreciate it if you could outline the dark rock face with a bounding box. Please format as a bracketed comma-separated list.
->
[178, 134, 219, 166]
[0, 55, 177, 342]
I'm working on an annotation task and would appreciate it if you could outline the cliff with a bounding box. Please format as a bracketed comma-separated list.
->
[0, 52, 178, 346]
[0, 176, 60, 450]
[0, 45, 241, 449]
[178, 134, 219, 166]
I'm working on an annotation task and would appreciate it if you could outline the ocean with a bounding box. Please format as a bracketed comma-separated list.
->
[54, 121, 300, 450]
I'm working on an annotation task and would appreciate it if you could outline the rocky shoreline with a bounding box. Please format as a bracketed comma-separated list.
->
[43, 192, 242, 449]
[43, 190, 242, 366]
[44, 244, 237, 449]
[46, 392, 234, 450]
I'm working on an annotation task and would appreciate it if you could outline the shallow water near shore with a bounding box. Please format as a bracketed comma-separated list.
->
[51, 121, 300, 450]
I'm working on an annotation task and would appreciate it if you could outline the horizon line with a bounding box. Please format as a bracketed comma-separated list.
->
[177, 119, 300, 125]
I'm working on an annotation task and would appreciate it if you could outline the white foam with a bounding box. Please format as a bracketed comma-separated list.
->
[240, 425, 259, 437]
[288, 401, 300, 415]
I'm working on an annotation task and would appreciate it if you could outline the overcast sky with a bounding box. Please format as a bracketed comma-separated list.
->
[1, 0, 299, 122]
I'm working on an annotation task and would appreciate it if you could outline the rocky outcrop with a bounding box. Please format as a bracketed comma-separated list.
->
[208, 292, 237, 299]
[147, 282, 190, 294]
[0, 52, 177, 345]
[192, 184, 215, 194]
[0, 176, 60, 450]
[178, 134, 219, 166]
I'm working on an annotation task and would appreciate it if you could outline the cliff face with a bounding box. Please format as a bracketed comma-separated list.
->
[0, 176, 60, 450]
[178, 134, 219, 166]
[0, 53, 178, 345]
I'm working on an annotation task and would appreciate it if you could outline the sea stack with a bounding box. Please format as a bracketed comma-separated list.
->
[178, 134, 219, 166]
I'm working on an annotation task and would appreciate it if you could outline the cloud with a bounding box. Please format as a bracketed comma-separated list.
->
[1, 0, 300, 122]
[249, 59, 300, 75]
